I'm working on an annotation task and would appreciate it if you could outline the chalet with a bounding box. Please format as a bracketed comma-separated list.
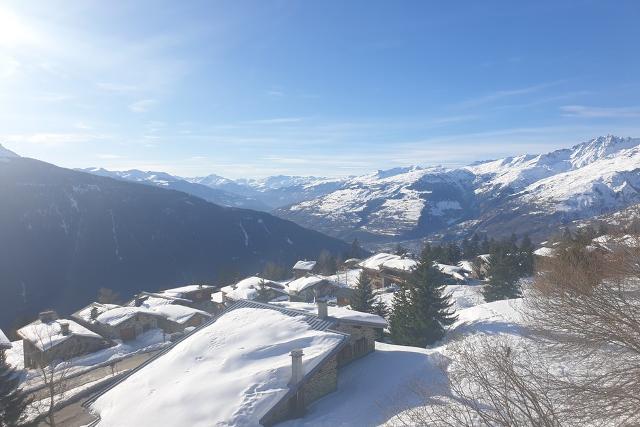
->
[475, 254, 492, 278]
[220, 276, 288, 303]
[141, 299, 212, 333]
[292, 260, 317, 278]
[285, 275, 344, 303]
[17, 311, 110, 368]
[90, 306, 164, 341]
[159, 284, 218, 313]
[88, 299, 386, 427]
[358, 253, 418, 289]
[0, 328, 11, 362]
[436, 263, 473, 284]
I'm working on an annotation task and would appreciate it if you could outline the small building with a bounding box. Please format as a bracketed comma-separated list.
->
[88, 299, 386, 427]
[91, 306, 165, 342]
[18, 311, 110, 368]
[358, 253, 418, 289]
[159, 284, 218, 313]
[0, 328, 12, 362]
[142, 300, 212, 333]
[436, 263, 472, 284]
[286, 275, 342, 303]
[220, 276, 289, 303]
[292, 260, 317, 278]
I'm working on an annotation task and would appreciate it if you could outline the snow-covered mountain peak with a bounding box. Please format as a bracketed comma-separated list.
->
[569, 135, 638, 169]
[0, 143, 19, 158]
[373, 165, 423, 179]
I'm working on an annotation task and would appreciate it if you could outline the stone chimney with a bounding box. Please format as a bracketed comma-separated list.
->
[289, 349, 304, 385]
[59, 322, 70, 336]
[198, 283, 203, 289]
[90, 306, 99, 320]
[38, 311, 58, 323]
[317, 301, 328, 319]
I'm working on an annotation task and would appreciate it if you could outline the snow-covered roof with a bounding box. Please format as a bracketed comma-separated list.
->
[436, 263, 468, 281]
[146, 304, 211, 324]
[533, 247, 556, 257]
[73, 302, 121, 323]
[160, 284, 215, 298]
[285, 275, 328, 293]
[457, 260, 474, 273]
[17, 319, 103, 351]
[477, 254, 491, 263]
[92, 304, 347, 426]
[221, 276, 286, 300]
[273, 301, 387, 328]
[0, 328, 11, 349]
[212, 291, 224, 304]
[96, 307, 160, 327]
[359, 253, 418, 272]
[293, 260, 317, 271]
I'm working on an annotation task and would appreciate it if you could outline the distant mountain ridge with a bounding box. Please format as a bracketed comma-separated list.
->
[80, 168, 271, 211]
[272, 135, 640, 246]
[0, 143, 19, 158]
[0, 157, 350, 329]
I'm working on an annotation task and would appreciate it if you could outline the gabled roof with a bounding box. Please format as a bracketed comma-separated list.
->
[18, 319, 103, 351]
[95, 306, 162, 327]
[90, 300, 348, 427]
[72, 302, 121, 324]
[221, 276, 287, 301]
[160, 284, 215, 298]
[146, 304, 211, 324]
[286, 275, 331, 293]
[359, 253, 418, 272]
[0, 328, 11, 350]
[293, 260, 317, 271]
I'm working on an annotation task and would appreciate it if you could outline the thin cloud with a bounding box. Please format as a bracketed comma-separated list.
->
[561, 105, 640, 118]
[456, 81, 562, 109]
[245, 117, 306, 125]
[129, 99, 156, 113]
[97, 82, 139, 93]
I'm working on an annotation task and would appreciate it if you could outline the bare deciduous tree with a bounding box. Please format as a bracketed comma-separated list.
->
[28, 329, 78, 427]
[391, 231, 640, 427]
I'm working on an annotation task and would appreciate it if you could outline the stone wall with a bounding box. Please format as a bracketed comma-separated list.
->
[260, 354, 339, 426]
[334, 322, 378, 367]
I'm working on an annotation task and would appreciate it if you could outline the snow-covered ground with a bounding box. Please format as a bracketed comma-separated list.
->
[280, 299, 524, 426]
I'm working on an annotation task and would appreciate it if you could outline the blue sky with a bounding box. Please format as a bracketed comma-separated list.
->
[1, 1, 639, 178]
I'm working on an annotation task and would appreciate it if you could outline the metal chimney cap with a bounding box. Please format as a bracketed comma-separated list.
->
[290, 349, 304, 357]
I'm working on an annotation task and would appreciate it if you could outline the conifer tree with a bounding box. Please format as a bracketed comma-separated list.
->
[0, 356, 31, 426]
[373, 299, 388, 318]
[519, 234, 535, 276]
[390, 250, 457, 347]
[482, 247, 522, 302]
[351, 272, 376, 313]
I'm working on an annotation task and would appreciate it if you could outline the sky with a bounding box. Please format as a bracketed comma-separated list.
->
[0, 0, 639, 178]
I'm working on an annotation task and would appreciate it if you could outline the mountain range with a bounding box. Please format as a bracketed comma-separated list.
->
[0, 152, 350, 330]
[82, 135, 640, 248]
[278, 135, 640, 246]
